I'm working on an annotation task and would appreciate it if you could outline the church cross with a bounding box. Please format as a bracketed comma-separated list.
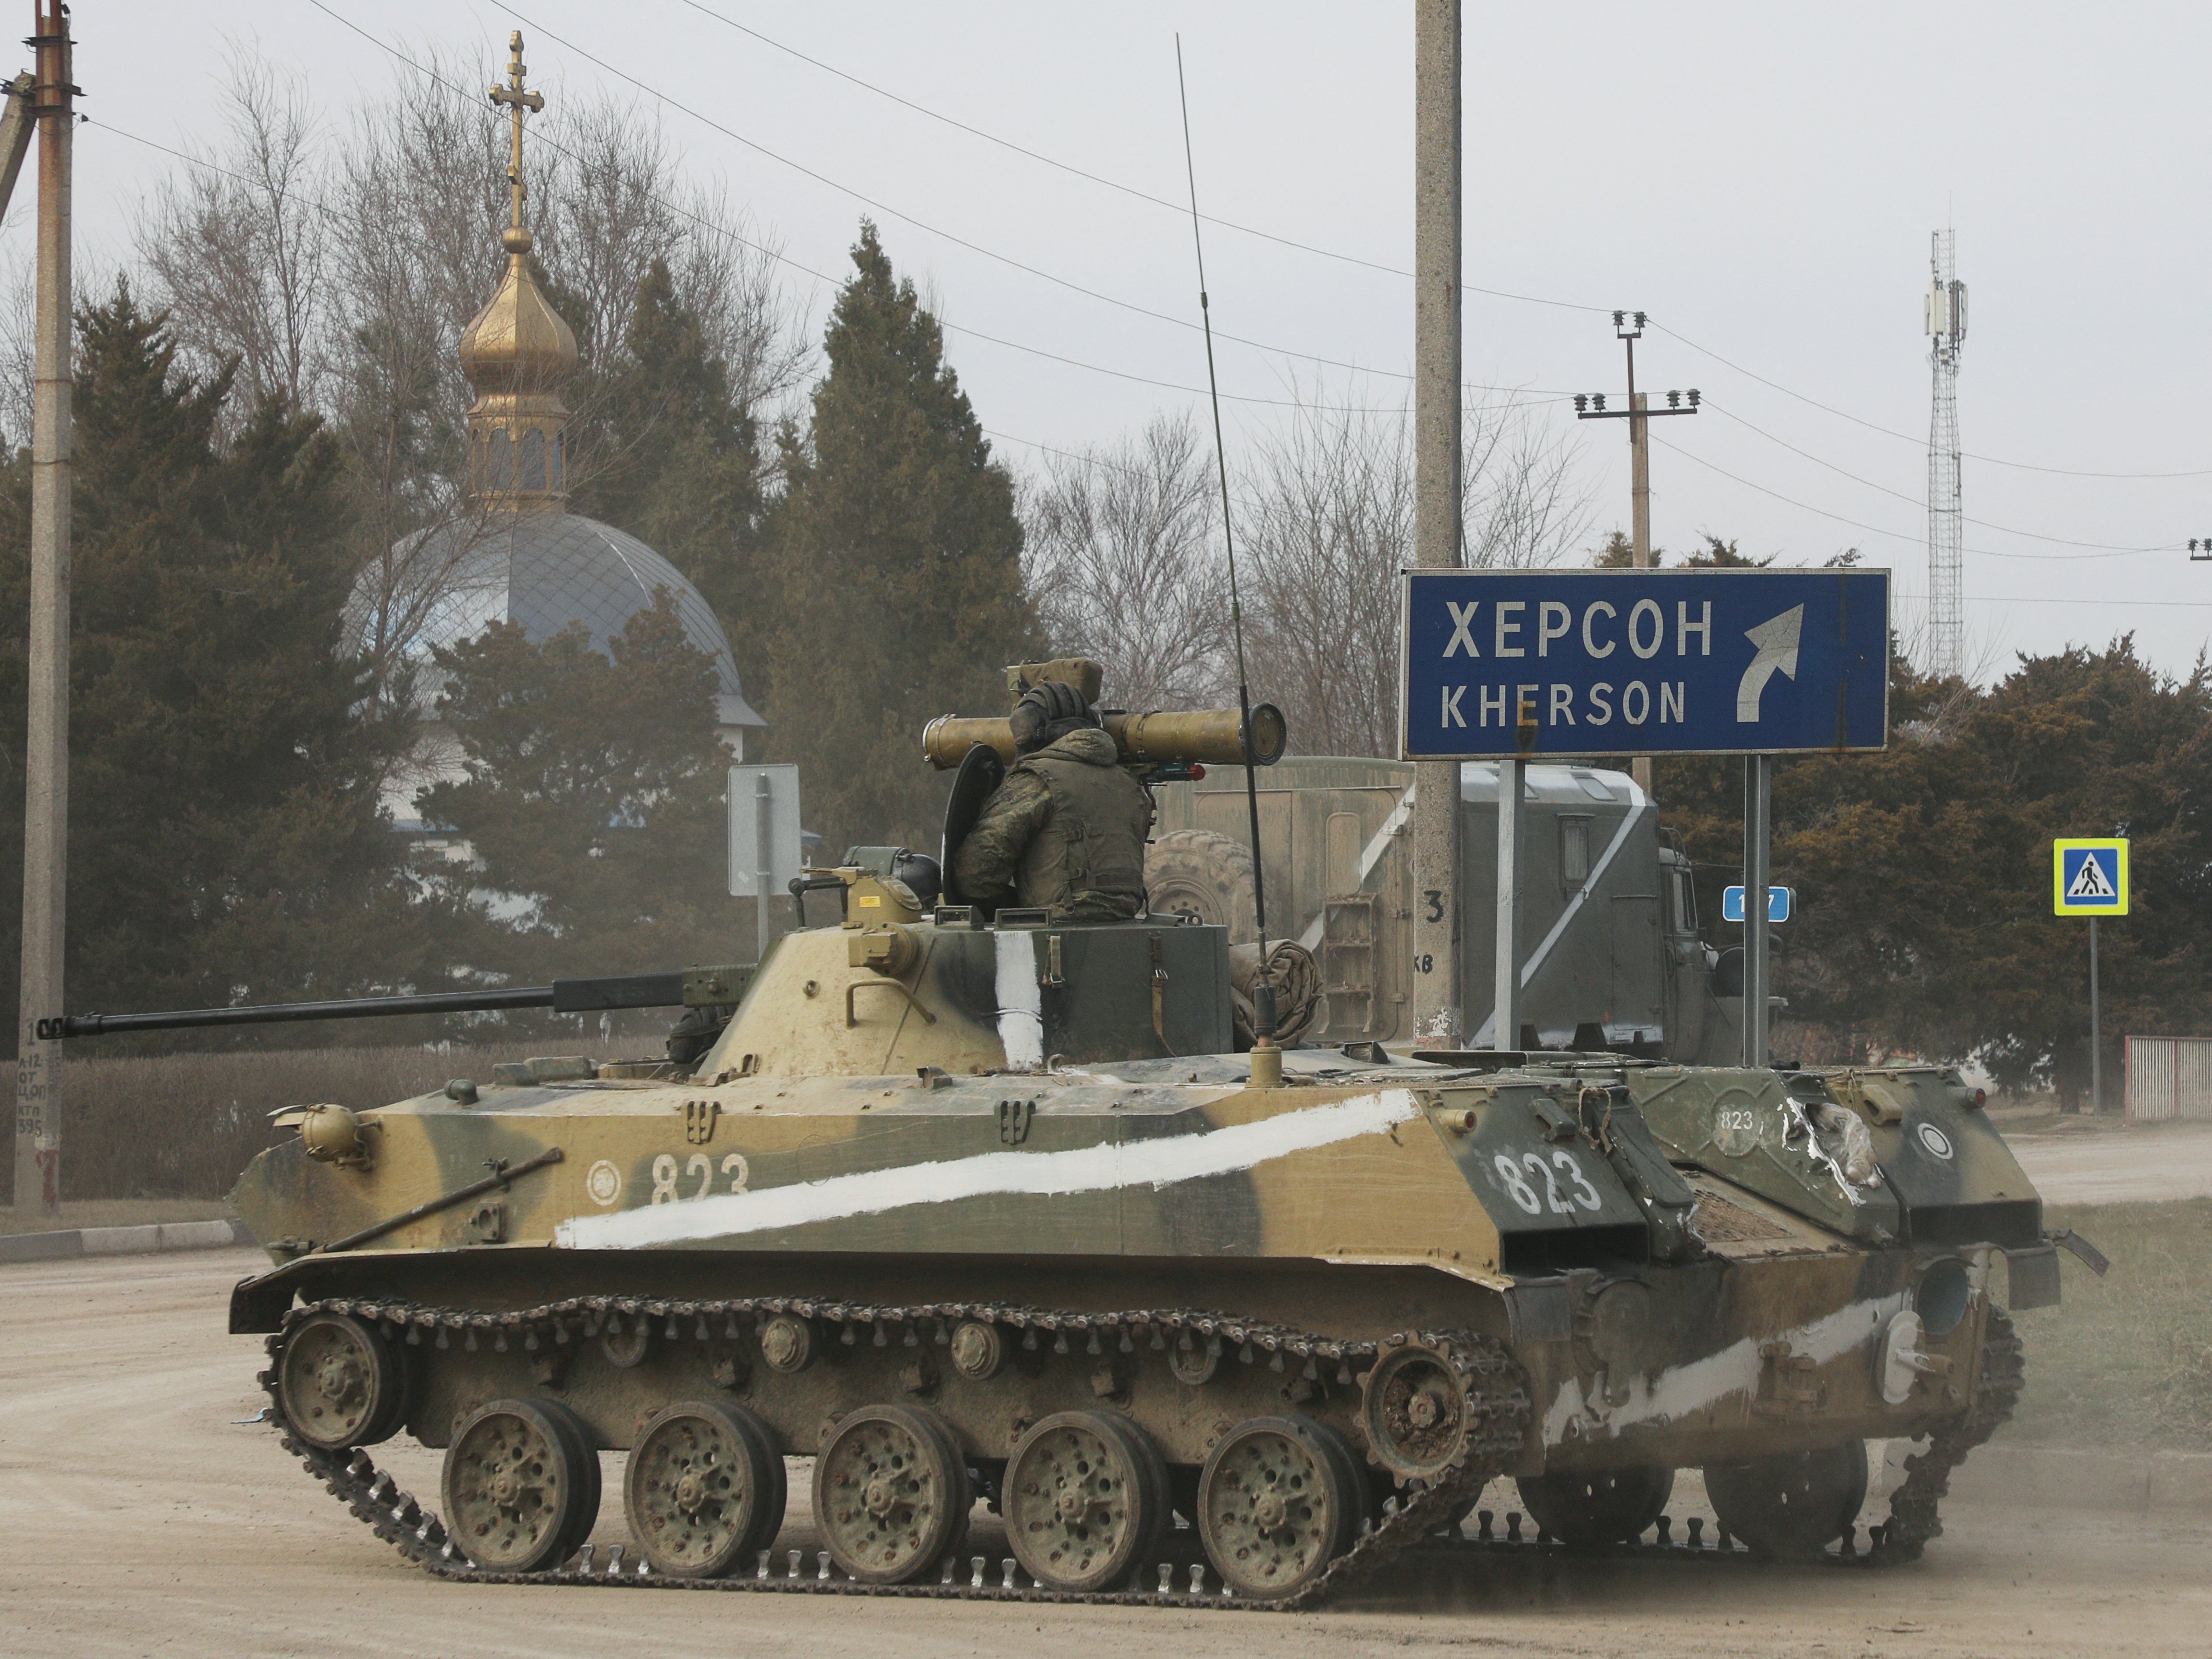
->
[489, 30, 545, 234]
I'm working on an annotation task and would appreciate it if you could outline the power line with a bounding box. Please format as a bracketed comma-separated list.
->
[675, 3, 2212, 483]
[675, 0, 1617, 323]
[148, 9, 2212, 521]
[86, 118, 2183, 568]
[675, 0, 1412, 281]
[1651, 434, 2175, 562]
[1655, 320, 2212, 481]
[986, 425, 2212, 613]
[1896, 591, 2212, 610]
[488, 2, 1502, 385]
[1702, 400, 2171, 554]
[307, 2, 1576, 407]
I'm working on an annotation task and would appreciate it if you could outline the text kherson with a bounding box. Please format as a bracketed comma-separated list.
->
[1438, 681, 1686, 729]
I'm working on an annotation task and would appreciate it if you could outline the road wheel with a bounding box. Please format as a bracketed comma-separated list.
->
[1704, 1442, 1868, 1560]
[442, 1398, 601, 1572]
[1146, 829, 1257, 943]
[276, 1312, 406, 1450]
[812, 1405, 971, 1585]
[1196, 1415, 1359, 1600]
[1515, 1464, 1675, 1548]
[1003, 1410, 1168, 1591]
[624, 1400, 786, 1578]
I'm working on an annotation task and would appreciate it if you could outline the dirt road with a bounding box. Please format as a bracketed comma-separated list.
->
[3, 1250, 2207, 1659]
[2005, 1117, 2212, 1204]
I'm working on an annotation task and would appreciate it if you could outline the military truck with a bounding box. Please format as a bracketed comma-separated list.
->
[1148, 757, 1738, 1061]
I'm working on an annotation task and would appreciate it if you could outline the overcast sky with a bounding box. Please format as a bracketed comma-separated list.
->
[42, 2, 2212, 683]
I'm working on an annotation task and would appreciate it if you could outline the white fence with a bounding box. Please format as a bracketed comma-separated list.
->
[2125, 1035, 2212, 1122]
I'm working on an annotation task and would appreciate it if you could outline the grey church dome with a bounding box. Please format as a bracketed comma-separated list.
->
[346, 511, 764, 731]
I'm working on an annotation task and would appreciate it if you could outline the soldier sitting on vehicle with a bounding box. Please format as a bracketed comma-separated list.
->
[950, 680, 1153, 921]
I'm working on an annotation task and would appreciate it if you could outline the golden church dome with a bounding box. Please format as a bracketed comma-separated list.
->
[460, 32, 575, 510]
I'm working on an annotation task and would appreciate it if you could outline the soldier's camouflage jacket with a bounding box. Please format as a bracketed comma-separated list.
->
[950, 726, 1153, 920]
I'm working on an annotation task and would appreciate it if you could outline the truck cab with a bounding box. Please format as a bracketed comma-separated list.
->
[1149, 756, 1738, 1062]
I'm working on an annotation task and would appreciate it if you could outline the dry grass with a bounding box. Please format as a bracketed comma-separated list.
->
[0, 1043, 550, 1207]
[2003, 1197, 2212, 1453]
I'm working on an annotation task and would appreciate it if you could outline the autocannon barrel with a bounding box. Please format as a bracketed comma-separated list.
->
[922, 704, 1287, 771]
[37, 965, 752, 1039]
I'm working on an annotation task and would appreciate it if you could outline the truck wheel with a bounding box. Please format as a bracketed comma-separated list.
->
[1704, 1442, 1868, 1560]
[1514, 1464, 1674, 1548]
[1146, 830, 1257, 943]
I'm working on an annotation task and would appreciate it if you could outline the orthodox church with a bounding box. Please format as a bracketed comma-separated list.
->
[346, 33, 762, 833]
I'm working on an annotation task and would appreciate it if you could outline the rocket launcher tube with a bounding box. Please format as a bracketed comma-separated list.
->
[922, 704, 1287, 770]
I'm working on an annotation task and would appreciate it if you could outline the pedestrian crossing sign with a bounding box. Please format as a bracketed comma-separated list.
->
[2053, 839, 2128, 915]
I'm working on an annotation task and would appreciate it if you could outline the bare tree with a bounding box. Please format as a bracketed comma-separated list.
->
[1021, 412, 1227, 708]
[1234, 384, 1594, 757]
[1463, 394, 1594, 570]
[136, 50, 327, 418]
[324, 48, 509, 523]
[127, 43, 808, 522]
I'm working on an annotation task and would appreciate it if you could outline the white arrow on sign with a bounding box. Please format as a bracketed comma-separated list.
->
[1735, 604, 1804, 722]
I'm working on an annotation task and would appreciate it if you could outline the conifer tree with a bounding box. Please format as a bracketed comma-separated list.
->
[567, 257, 763, 634]
[755, 222, 1043, 852]
[0, 282, 420, 1039]
[416, 591, 733, 982]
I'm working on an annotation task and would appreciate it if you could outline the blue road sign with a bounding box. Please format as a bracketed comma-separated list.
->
[1722, 885, 1794, 923]
[2053, 839, 2128, 915]
[1400, 568, 1891, 758]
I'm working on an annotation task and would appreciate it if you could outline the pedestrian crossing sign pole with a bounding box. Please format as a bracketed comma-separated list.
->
[2053, 838, 2127, 1112]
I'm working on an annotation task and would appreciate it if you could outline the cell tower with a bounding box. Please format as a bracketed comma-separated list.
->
[1924, 230, 1967, 679]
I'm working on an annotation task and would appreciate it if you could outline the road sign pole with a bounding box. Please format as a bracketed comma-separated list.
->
[1493, 756, 1521, 1050]
[2089, 916, 2101, 1113]
[1742, 755, 1771, 1068]
[754, 770, 773, 966]
[2052, 839, 2126, 1111]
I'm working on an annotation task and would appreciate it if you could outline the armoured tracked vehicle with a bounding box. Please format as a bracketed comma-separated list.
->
[47, 684, 2097, 1609]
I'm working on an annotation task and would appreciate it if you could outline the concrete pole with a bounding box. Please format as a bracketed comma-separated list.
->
[1741, 756, 1771, 1069]
[1410, 0, 1463, 1046]
[13, 0, 70, 1215]
[1630, 393, 1653, 568]
[1629, 383, 1654, 798]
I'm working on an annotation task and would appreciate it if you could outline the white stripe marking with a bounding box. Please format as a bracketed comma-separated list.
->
[1541, 1289, 1904, 1442]
[1298, 785, 1416, 952]
[555, 1089, 1421, 1250]
[1472, 771, 1649, 1046]
[994, 929, 1044, 1069]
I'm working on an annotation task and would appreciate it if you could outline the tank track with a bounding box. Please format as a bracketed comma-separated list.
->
[259, 1293, 1530, 1611]
[258, 1294, 2022, 1604]
[1864, 1302, 2025, 1564]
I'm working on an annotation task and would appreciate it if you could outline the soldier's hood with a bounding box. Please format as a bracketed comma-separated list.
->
[1030, 726, 1120, 766]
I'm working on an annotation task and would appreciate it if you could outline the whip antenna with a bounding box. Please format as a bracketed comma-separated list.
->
[1174, 39, 1273, 1015]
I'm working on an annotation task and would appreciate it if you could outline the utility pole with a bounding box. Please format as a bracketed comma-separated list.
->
[12, 0, 70, 1215]
[1410, 0, 1463, 1046]
[1575, 313, 1697, 798]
